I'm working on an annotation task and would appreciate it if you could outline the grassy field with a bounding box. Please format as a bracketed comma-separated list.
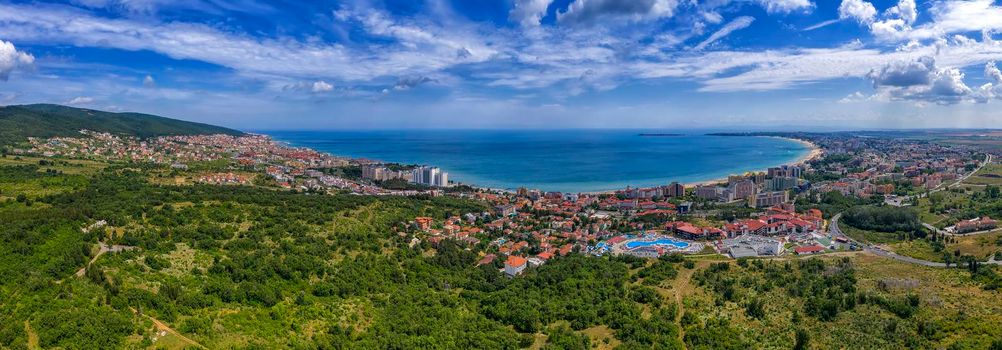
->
[952, 230, 1002, 260]
[853, 253, 1002, 348]
[0, 155, 107, 174]
[885, 231, 1002, 263]
[841, 223, 912, 245]
[964, 163, 1002, 186]
[683, 253, 1002, 349]
[887, 239, 944, 262]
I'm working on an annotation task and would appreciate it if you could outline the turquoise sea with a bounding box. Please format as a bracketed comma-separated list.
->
[264, 130, 810, 193]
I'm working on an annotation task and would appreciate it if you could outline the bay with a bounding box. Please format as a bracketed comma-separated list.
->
[263, 130, 810, 193]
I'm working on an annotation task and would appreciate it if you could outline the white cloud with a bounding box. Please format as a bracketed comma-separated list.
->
[865, 56, 993, 105]
[283, 80, 335, 93]
[3, 0, 1002, 106]
[657, 36, 1002, 93]
[757, 0, 813, 14]
[66, 96, 94, 105]
[987, 61, 1002, 84]
[557, 0, 680, 24]
[143, 74, 155, 87]
[0, 3, 496, 86]
[872, 0, 1002, 42]
[921, 0, 1002, 37]
[838, 91, 869, 103]
[510, 0, 555, 27]
[838, 0, 876, 24]
[866, 55, 934, 87]
[885, 0, 917, 25]
[802, 19, 839, 31]
[0, 39, 34, 81]
[311, 80, 333, 92]
[693, 16, 755, 51]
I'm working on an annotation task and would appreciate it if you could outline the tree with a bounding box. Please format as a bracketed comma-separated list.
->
[793, 329, 810, 350]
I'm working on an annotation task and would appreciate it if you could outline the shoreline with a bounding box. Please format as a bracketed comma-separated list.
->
[269, 132, 822, 195]
[680, 136, 821, 189]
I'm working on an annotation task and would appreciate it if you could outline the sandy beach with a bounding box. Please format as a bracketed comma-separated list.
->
[576, 137, 821, 195]
[682, 136, 822, 188]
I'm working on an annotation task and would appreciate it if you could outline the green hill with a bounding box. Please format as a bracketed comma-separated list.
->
[0, 104, 243, 145]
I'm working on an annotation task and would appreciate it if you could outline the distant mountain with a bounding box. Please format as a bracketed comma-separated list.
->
[0, 104, 243, 145]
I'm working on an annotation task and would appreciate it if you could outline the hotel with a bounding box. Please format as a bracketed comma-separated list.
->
[412, 166, 450, 187]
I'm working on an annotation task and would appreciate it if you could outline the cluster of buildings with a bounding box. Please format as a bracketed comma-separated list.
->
[361, 164, 412, 182]
[693, 169, 801, 208]
[411, 166, 450, 187]
[615, 182, 686, 199]
[26, 129, 994, 279]
[21, 129, 459, 197]
[953, 216, 998, 234]
[361, 164, 450, 187]
[805, 134, 980, 199]
[197, 172, 250, 185]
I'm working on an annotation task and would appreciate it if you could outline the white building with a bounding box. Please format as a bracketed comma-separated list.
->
[504, 256, 527, 277]
[411, 166, 450, 187]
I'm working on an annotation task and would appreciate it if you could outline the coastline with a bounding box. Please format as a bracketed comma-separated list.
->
[268, 131, 822, 194]
[514, 136, 821, 195]
[681, 136, 821, 188]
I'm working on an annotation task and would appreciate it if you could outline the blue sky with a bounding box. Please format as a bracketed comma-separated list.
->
[1, 0, 1002, 130]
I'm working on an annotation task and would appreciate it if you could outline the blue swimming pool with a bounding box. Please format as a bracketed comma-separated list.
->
[624, 238, 690, 250]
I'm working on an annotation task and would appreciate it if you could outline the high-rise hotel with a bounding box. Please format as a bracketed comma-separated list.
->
[412, 166, 450, 187]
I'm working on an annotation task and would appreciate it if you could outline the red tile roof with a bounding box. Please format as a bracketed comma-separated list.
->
[505, 255, 527, 268]
[794, 245, 825, 254]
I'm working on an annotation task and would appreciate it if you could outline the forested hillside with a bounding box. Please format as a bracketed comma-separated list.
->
[2, 152, 1002, 349]
[0, 104, 243, 146]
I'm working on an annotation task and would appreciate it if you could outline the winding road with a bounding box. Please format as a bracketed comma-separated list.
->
[830, 213, 1002, 268]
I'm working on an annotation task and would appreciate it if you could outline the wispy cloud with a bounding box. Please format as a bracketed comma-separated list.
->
[65, 96, 94, 105]
[802, 19, 839, 31]
[693, 16, 755, 51]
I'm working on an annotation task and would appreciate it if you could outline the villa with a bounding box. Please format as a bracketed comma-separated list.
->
[504, 255, 527, 277]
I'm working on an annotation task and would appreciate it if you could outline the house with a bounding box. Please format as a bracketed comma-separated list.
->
[494, 204, 516, 217]
[476, 254, 496, 267]
[504, 255, 527, 277]
[537, 251, 555, 261]
[794, 245, 825, 255]
[414, 217, 434, 231]
[956, 217, 998, 234]
[668, 221, 724, 240]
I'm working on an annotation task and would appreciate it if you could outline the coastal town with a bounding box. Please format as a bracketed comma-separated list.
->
[11, 129, 995, 277]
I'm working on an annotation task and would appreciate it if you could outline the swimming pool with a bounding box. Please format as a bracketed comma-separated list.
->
[624, 238, 690, 250]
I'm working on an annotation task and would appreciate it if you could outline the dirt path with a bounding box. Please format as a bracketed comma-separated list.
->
[670, 262, 702, 343]
[130, 307, 207, 350]
[24, 320, 39, 350]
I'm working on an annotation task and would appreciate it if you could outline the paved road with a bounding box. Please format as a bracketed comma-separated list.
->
[829, 214, 1002, 268]
[74, 243, 138, 277]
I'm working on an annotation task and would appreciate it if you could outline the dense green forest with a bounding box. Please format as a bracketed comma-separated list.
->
[842, 205, 925, 237]
[0, 104, 243, 146]
[0, 159, 687, 349]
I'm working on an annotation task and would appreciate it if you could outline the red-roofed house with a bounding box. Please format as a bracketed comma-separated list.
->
[477, 254, 496, 267]
[505, 255, 528, 277]
[794, 245, 825, 255]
